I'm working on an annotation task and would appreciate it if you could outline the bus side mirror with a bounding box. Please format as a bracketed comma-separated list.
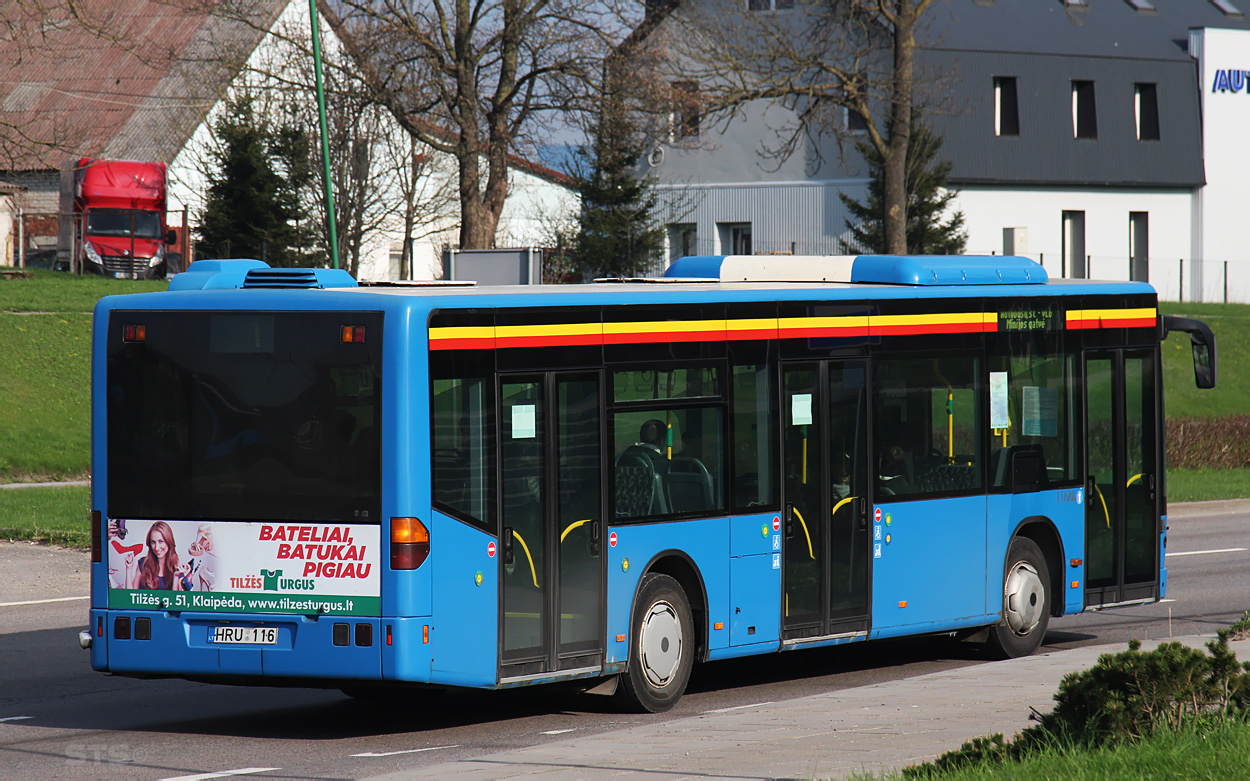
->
[1162, 315, 1217, 389]
[166, 229, 177, 246]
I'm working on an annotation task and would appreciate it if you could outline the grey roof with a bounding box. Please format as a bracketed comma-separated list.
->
[921, 0, 1249, 60]
[923, 49, 1205, 186]
[914, 0, 1233, 187]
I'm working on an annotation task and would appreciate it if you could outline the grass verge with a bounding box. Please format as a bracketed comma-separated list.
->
[893, 719, 1250, 780]
[1166, 468, 1250, 502]
[1161, 301, 1250, 419]
[0, 267, 166, 312]
[0, 313, 94, 479]
[0, 485, 91, 548]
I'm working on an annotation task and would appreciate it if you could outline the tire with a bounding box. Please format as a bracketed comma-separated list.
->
[986, 537, 1051, 659]
[615, 573, 695, 713]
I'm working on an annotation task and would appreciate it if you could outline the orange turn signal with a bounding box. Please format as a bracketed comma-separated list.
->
[391, 517, 429, 544]
[391, 518, 430, 570]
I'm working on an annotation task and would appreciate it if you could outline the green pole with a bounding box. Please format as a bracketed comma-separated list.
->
[309, 0, 339, 269]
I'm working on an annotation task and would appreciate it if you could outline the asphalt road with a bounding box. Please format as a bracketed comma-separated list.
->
[2, 500, 1248, 780]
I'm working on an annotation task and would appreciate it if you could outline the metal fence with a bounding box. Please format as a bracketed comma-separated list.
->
[8, 209, 190, 277]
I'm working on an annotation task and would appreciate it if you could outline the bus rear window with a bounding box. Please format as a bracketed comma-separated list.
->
[106, 311, 383, 523]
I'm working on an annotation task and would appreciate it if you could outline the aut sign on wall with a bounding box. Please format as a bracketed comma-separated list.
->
[1211, 68, 1250, 92]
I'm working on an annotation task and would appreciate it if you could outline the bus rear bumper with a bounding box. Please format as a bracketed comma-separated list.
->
[92, 609, 384, 680]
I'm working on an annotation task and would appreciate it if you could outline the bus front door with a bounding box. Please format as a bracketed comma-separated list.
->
[781, 360, 872, 640]
[499, 373, 605, 680]
[1084, 350, 1160, 607]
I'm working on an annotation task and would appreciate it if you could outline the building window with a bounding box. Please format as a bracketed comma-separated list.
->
[1135, 83, 1159, 141]
[994, 77, 1019, 136]
[671, 81, 700, 139]
[1130, 212, 1149, 282]
[668, 223, 697, 262]
[842, 106, 868, 134]
[718, 222, 752, 255]
[1072, 80, 1097, 139]
[1062, 210, 1086, 278]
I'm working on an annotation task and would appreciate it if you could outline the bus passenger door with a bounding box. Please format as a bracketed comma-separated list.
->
[781, 361, 871, 640]
[499, 373, 605, 680]
[1084, 350, 1160, 607]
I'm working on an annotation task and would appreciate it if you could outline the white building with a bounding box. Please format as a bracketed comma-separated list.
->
[631, 0, 1250, 303]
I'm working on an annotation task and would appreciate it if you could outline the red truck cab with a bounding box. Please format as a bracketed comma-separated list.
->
[75, 157, 174, 279]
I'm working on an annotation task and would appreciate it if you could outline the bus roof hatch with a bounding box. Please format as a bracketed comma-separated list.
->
[663, 255, 1048, 286]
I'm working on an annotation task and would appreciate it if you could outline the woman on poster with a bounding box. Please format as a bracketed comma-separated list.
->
[125, 521, 185, 590]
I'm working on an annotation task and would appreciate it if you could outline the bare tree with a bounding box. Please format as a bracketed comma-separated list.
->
[317, 0, 637, 250]
[652, 0, 938, 255]
[173, 0, 460, 278]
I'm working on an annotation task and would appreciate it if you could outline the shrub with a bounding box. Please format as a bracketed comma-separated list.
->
[1167, 416, 1250, 469]
[905, 629, 1250, 777]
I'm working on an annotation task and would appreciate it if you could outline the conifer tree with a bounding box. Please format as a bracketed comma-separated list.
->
[196, 95, 320, 266]
[564, 109, 664, 280]
[840, 115, 967, 255]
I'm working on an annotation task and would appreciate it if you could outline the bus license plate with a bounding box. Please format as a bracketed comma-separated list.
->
[212, 626, 278, 645]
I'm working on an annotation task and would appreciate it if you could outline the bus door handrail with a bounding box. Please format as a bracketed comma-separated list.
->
[560, 518, 591, 542]
[792, 507, 816, 560]
[511, 529, 539, 588]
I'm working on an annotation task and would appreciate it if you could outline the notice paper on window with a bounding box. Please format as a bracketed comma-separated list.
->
[990, 372, 1009, 429]
[1022, 386, 1059, 437]
[512, 404, 536, 439]
[792, 393, 813, 426]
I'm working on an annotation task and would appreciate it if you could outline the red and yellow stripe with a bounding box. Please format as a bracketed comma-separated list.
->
[432, 311, 992, 351]
[1065, 308, 1156, 331]
[430, 307, 1153, 350]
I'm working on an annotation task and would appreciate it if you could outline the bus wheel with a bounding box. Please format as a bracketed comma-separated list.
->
[615, 573, 694, 713]
[987, 537, 1050, 659]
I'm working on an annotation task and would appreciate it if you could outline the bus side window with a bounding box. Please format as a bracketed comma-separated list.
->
[431, 376, 494, 526]
[988, 343, 1079, 490]
[731, 363, 776, 510]
[874, 355, 983, 500]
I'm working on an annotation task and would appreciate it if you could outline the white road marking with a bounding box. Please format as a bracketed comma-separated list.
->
[1160, 599, 1177, 603]
[0, 716, 32, 722]
[541, 728, 576, 735]
[160, 769, 279, 781]
[1165, 547, 1246, 557]
[705, 701, 775, 714]
[0, 596, 88, 607]
[351, 745, 459, 758]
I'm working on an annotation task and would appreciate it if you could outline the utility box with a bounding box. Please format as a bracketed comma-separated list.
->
[1003, 227, 1028, 257]
[443, 247, 542, 285]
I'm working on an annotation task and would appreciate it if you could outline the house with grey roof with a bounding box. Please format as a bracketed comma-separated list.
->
[633, 0, 1250, 302]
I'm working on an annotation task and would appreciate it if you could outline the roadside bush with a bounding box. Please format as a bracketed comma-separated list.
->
[1167, 416, 1250, 469]
[905, 629, 1250, 778]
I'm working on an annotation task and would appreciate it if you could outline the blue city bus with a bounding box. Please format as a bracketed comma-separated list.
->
[84, 255, 1216, 712]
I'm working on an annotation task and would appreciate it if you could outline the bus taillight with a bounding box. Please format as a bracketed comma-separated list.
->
[91, 510, 102, 562]
[391, 517, 430, 570]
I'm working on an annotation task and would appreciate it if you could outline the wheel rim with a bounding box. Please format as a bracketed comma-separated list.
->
[639, 600, 682, 688]
[1004, 561, 1045, 636]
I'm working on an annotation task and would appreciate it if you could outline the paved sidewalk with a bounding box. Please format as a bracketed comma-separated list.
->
[377, 635, 1250, 780]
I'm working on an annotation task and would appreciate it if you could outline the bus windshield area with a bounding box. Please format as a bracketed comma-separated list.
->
[106, 311, 383, 523]
[86, 209, 163, 239]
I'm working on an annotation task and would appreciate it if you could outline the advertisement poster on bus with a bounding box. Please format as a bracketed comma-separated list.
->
[106, 519, 380, 616]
